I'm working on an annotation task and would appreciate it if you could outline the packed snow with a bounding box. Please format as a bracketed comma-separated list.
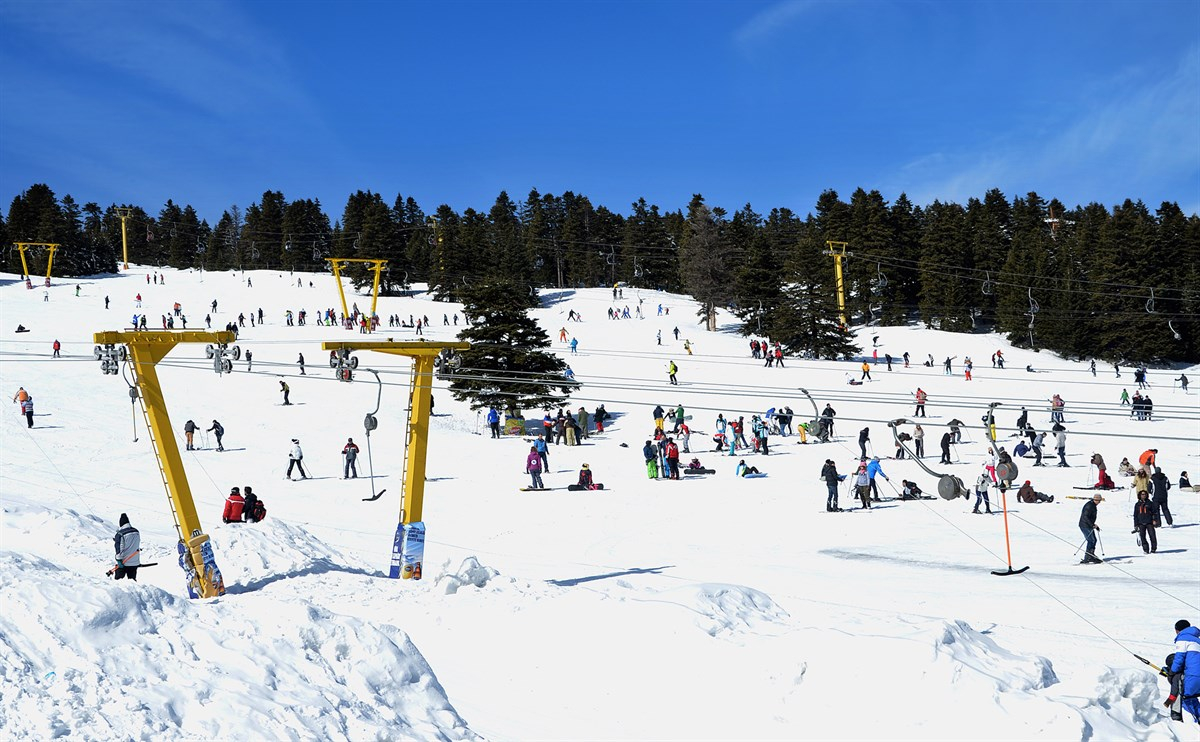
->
[1, 266, 1197, 741]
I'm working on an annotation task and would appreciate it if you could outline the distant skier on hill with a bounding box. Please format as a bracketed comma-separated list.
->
[207, 420, 225, 451]
[286, 439, 309, 480]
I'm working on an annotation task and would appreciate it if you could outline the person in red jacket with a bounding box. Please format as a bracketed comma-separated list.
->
[222, 487, 245, 523]
[664, 438, 681, 479]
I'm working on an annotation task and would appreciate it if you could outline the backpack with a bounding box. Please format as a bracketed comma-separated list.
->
[249, 498, 266, 522]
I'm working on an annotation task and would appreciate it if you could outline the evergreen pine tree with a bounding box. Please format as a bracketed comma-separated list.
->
[445, 278, 578, 411]
[679, 195, 732, 331]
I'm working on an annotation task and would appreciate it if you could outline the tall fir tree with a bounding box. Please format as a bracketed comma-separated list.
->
[678, 195, 732, 331]
[444, 278, 577, 412]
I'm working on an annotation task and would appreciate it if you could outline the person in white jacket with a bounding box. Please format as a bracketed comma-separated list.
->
[287, 438, 309, 480]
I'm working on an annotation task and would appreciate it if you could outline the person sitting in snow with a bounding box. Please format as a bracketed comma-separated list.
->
[223, 487, 245, 522]
[1016, 480, 1053, 503]
[735, 459, 762, 477]
[576, 463, 603, 490]
[900, 480, 924, 499]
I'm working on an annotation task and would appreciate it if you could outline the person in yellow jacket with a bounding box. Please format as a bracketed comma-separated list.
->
[860, 362, 872, 381]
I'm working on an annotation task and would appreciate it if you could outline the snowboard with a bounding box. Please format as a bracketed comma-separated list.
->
[520, 487, 554, 492]
[567, 483, 605, 491]
[741, 472, 768, 479]
[683, 468, 717, 475]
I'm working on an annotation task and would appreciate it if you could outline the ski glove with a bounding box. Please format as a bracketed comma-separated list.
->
[1165, 695, 1177, 707]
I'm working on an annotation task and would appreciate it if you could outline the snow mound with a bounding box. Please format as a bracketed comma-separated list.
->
[436, 556, 500, 595]
[207, 518, 371, 593]
[672, 583, 790, 637]
[0, 552, 476, 741]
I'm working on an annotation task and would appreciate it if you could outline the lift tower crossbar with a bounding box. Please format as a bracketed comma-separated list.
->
[94, 329, 235, 599]
[326, 258, 388, 331]
[14, 242, 61, 286]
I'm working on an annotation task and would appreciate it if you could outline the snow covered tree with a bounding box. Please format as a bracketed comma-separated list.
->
[445, 277, 578, 412]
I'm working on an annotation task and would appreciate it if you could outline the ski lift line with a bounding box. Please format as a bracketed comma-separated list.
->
[14, 422, 102, 520]
[1007, 511, 1198, 612]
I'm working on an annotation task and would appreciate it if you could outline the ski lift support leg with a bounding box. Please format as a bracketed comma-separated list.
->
[824, 241, 849, 327]
[14, 242, 61, 284]
[325, 258, 389, 331]
[322, 340, 469, 579]
[93, 329, 235, 598]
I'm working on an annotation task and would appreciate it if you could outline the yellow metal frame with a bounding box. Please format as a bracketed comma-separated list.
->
[14, 242, 60, 283]
[825, 241, 849, 327]
[322, 340, 468, 526]
[94, 329, 235, 599]
[326, 258, 388, 330]
[115, 208, 132, 270]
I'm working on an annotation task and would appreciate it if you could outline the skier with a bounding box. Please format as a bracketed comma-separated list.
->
[1016, 407, 1028, 432]
[903, 351, 910, 368]
[948, 419, 964, 444]
[207, 420, 225, 451]
[914, 388, 927, 417]
[673, 326, 680, 340]
[286, 439, 309, 480]
[939, 431, 953, 464]
[1031, 431, 1045, 466]
[21, 395, 34, 428]
[1177, 374, 1190, 392]
[280, 380, 291, 405]
[673, 404, 685, 433]
[570, 337, 578, 354]
[944, 356, 955, 375]
[866, 456, 889, 501]
[184, 419, 197, 450]
[298, 353, 305, 375]
[1078, 493, 1103, 564]
[1133, 490, 1160, 554]
[657, 330, 662, 346]
[1150, 467, 1174, 526]
[487, 407, 501, 438]
[342, 438, 360, 479]
[860, 361, 871, 381]
[108, 513, 141, 580]
[222, 487, 245, 523]
[52, 339, 60, 358]
[973, 472, 992, 514]
[821, 459, 844, 511]
[577, 406, 590, 440]
[1168, 620, 1200, 724]
[913, 424, 925, 458]
[246, 350, 253, 371]
[820, 404, 836, 440]
[1090, 359, 1097, 377]
[853, 462, 872, 509]
[858, 427, 871, 460]
[1054, 425, 1068, 467]
[105, 295, 110, 309]
[667, 360, 678, 385]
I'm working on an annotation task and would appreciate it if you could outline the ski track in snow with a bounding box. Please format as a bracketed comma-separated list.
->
[1, 267, 1197, 741]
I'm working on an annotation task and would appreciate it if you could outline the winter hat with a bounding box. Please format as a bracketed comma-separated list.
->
[1024, 480, 1031, 485]
[119, 513, 129, 526]
[231, 487, 240, 493]
[582, 463, 589, 469]
[292, 438, 299, 443]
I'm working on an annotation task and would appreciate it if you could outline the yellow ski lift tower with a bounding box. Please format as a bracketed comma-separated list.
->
[93, 329, 236, 599]
[322, 339, 469, 580]
[326, 258, 388, 330]
[115, 207, 133, 270]
[825, 240, 849, 327]
[14, 242, 60, 287]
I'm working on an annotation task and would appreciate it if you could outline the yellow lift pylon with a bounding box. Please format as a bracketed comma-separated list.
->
[322, 339, 469, 580]
[326, 258, 388, 331]
[825, 240, 849, 327]
[14, 242, 60, 287]
[115, 208, 133, 270]
[93, 329, 236, 599]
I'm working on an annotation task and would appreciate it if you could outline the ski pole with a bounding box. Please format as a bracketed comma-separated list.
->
[1096, 531, 1106, 557]
[1073, 539, 1086, 556]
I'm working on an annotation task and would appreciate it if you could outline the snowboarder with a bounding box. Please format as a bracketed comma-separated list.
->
[858, 427, 870, 460]
[643, 440, 659, 479]
[1078, 494, 1103, 564]
[525, 441, 544, 487]
[860, 361, 871, 381]
[223, 487, 246, 523]
[207, 420, 224, 451]
[667, 360, 678, 386]
[342, 438, 360, 479]
[735, 459, 762, 477]
[280, 380, 291, 405]
[286, 439, 309, 480]
[1133, 490, 1160, 554]
[576, 463, 603, 490]
[487, 407, 501, 438]
[52, 339, 60, 358]
[570, 337, 578, 354]
[298, 353, 305, 375]
[246, 350, 252, 371]
[184, 419, 197, 450]
[108, 513, 141, 580]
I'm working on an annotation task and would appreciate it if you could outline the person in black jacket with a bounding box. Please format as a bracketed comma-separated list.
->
[1133, 490, 1160, 554]
[858, 427, 870, 459]
[821, 459, 844, 512]
[1149, 467, 1174, 526]
[184, 419, 197, 450]
[939, 431, 953, 464]
[820, 404, 836, 440]
[1078, 494, 1103, 564]
[207, 419, 224, 451]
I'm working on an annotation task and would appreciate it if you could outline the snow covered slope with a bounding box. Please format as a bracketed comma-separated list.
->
[1, 267, 1196, 740]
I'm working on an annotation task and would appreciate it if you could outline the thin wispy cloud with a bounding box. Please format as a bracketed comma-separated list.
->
[893, 44, 1200, 213]
[733, 0, 823, 49]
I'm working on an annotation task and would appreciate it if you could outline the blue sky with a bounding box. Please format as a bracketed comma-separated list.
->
[1, 0, 1197, 223]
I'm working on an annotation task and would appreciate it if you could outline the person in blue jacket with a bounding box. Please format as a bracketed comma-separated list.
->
[866, 456, 889, 501]
[1169, 619, 1200, 723]
[487, 407, 501, 438]
[534, 434, 549, 472]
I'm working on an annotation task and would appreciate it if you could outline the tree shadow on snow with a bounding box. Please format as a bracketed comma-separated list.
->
[547, 564, 674, 587]
[225, 559, 380, 594]
[537, 289, 576, 308]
